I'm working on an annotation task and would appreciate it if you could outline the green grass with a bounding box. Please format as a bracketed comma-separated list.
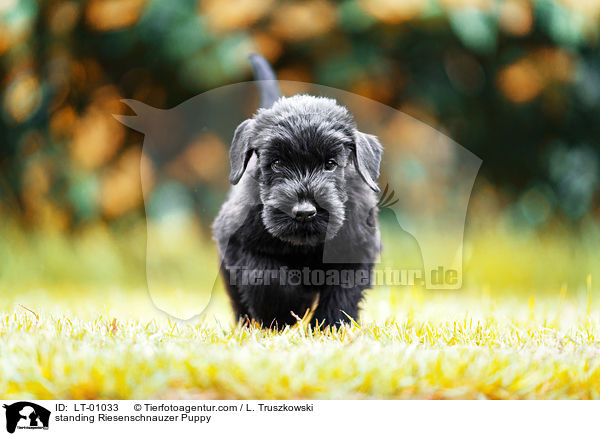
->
[2, 284, 600, 399]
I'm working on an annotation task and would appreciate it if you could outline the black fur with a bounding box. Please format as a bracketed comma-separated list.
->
[213, 58, 383, 328]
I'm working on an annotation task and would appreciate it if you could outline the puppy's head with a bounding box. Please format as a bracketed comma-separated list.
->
[229, 95, 382, 246]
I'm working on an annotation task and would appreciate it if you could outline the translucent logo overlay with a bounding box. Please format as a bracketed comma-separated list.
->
[114, 81, 481, 320]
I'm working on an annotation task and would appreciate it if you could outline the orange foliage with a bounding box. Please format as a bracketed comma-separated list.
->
[201, 0, 274, 33]
[86, 0, 148, 31]
[270, 0, 336, 41]
[499, 0, 533, 36]
[100, 147, 144, 218]
[69, 86, 125, 169]
[496, 49, 574, 104]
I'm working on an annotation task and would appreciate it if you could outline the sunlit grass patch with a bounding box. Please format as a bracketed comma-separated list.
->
[1, 286, 600, 399]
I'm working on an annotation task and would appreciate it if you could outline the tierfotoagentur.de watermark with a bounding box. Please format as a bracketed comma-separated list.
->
[225, 266, 459, 288]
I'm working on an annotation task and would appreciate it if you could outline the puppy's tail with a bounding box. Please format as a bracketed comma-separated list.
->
[249, 53, 281, 109]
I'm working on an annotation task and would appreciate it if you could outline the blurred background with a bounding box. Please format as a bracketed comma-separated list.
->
[1, 0, 599, 300]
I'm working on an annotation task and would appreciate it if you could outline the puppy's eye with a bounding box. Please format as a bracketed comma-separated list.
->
[324, 159, 338, 171]
[271, 160, 281, 171]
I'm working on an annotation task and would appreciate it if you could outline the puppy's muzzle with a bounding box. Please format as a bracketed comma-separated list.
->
[292, 201, 317, 223]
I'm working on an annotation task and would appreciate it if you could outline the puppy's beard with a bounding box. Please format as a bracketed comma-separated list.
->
[259, 177, 347, 246]
[261, 205, 344, 246]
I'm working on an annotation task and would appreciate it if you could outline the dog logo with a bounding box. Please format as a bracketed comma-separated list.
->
[2, 402, 50, 433]
[114, 54, 481, 321]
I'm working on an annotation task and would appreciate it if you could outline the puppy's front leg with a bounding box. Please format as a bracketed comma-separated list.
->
[248, 282, 318, 330]
[311, 286, 363, 328]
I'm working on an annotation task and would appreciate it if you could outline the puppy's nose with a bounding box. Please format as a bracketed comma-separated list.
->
[292, 202, 317, 222]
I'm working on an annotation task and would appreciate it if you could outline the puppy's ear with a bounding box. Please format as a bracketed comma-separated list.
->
[229, 119, 255, 184]
[352, 132, 383, 192]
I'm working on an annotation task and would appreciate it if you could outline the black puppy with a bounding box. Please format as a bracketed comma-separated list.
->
[213, 55, 383, 328]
